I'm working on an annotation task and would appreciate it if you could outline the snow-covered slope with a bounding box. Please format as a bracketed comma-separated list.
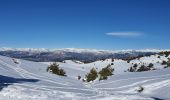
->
[0, 54, 170, 100]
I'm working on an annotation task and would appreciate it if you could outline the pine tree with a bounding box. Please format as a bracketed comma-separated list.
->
[137, 65, 150, 72]
[148, 63, 154, 68]
[85, 68, 98, 82]
[99, 64, 114, 81]
[47, 63, 66, 76]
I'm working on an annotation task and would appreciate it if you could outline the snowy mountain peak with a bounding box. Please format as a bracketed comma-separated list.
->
[0, 47, 50, 52]
[0, 47, 169, 62]
[0, 47, 169, 53]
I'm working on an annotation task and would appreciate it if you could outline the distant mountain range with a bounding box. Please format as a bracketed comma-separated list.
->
[0, 48, 166, 62]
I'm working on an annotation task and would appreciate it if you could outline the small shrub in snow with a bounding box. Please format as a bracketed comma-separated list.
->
[152, 68, 157, 70]
[99, 64, 114, 81]
[127, 60, 130, 63]
[165, 55, 169, 57]
[85, 68, 98, 82]
[137, 65, 150, 72]
[162, 61, 167, 65]
[12, 58, 19, 64]
[137, 86, 144, 93]
[82, 78, 86, 82]
[128, 67, 135, 72]
[47, 63, 66, 76]
[167, 61, 170, 67]
[111, 58, 114, 62]
[128, 64, 138, 72]
[59, 69, 66, 76]
[147, 63, 154, 68]
[78, 76, 81, 80]
[159, 51, 170, 57]
[165, 53, 170, 57]
[62, 60, 66, 63]
[164, 59, 170, 68]
[129, 63, 155, 72]
[133, 64, 138, 69]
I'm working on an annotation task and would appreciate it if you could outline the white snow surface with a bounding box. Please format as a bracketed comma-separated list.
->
[0, 55, 170, 100]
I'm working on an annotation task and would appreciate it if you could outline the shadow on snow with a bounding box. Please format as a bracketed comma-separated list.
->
[151, 97, 165, 100]
[0, 75, 39, 91]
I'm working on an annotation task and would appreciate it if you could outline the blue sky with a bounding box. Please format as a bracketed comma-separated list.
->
[0, 0, 170, 50]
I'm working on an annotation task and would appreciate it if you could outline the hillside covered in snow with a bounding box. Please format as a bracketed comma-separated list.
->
[0, 51, 170, 100]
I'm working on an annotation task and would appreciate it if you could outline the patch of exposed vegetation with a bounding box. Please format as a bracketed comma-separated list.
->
[137, 65, 151, 72]
[164, 59, 170, 68]
[99, 64, 114, 81]
[78, 76, 81, 80]
[162, 61, 167, 65]
[85, 64, 114, 82]
[159, 51, 170, 57]
[128, 63, 155, 72]
[85, 68, 98, 82]
[137, 86, 144, 93]
[47, 63, 66, 76]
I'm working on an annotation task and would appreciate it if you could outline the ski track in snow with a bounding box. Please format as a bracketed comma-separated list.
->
[94, 73, 170, 87]
[0, 58, 72, 86]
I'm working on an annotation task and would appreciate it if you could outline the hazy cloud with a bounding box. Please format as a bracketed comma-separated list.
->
[106, 32, 143, 37]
